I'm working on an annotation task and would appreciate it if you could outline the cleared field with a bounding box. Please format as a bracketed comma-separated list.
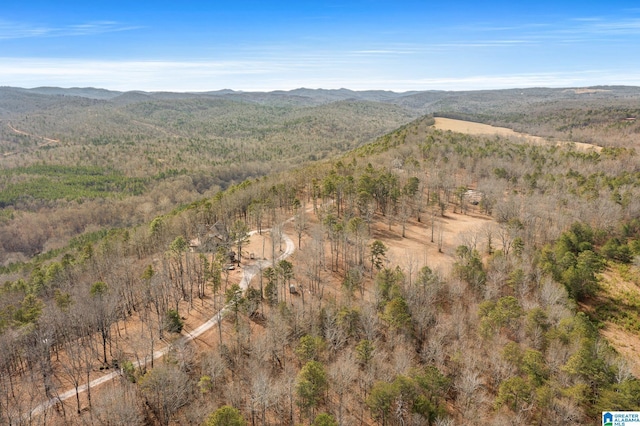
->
[433, 117, 602, 152]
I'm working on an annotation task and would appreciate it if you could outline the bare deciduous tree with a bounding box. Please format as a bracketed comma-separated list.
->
[93, 382, 144, 426]
[139, 364, 192, 426]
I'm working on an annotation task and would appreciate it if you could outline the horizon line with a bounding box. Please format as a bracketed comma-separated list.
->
[4, 83, 638, 95]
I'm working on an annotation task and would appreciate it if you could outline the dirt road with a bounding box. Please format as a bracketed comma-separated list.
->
[28, 228, 295, 419]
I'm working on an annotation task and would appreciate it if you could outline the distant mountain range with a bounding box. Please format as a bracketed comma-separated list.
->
[3, 85, 640, 119]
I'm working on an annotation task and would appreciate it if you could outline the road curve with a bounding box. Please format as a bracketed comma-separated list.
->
[28, 226, 296, 418]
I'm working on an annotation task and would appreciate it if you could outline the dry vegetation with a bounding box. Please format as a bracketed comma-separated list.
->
[2, 87, 640, 425]
[430, 87, 640, 149]
[0, 89, 415, 265]
[433, 117, 602, 152]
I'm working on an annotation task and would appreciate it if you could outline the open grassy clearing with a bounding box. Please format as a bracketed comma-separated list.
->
[433, 117, 602, 152]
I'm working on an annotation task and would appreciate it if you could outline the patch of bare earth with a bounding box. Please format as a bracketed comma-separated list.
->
[601, 325, 640, 377]
[593, 269, 640, 377]
[373, 211, 493, 276]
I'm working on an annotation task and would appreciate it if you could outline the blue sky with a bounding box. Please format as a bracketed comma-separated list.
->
[1, 1, 640, 92]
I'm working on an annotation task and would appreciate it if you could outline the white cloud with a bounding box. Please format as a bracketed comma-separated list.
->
[1, 57, 639, 92]
[233, 70, 640, 92]
[351, 49, 416, 55]
[432, 40, 535, 48]
[446, 15, 640, 47]
[0, 20, 50, 39]
[590, 18, 640, 35]
[0, 58, 286, 91]
[0, 19, 139, 40]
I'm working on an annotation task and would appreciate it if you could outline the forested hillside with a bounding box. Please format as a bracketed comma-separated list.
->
[0, 88, 415, 265]
[1, 94, 640, 425]
[431, 87, 640, 148]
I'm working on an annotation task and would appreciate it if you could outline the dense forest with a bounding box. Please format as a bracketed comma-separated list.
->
[1, 87, 640, 425]
[0, 88, 416, 264]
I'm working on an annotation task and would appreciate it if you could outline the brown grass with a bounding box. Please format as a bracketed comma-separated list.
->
[433, 117, 602, 152]
[592, 268, 640, 377]
[374, 212, 492, 276]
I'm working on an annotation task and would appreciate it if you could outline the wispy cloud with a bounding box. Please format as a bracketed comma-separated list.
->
[350, 46, 423, 56]
[434, 40, 534, 48]
[352, 50, 413, 55]
[0, 19, 140, 40]
[570, 17, 603, 22]
[0, 58, 285, 91]
[346, 39, 534, 57]
[452, 22, 551, 33]
[589, 18, 640, 35]
[445, 15, 640, 48]
[327, 70, 640, 92]
[1, 57, 639, 92]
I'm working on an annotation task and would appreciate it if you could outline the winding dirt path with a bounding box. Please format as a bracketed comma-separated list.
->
[28, 228, 295, 418]
[6, 122, 60, 145]
[2, 121, 61, 156]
